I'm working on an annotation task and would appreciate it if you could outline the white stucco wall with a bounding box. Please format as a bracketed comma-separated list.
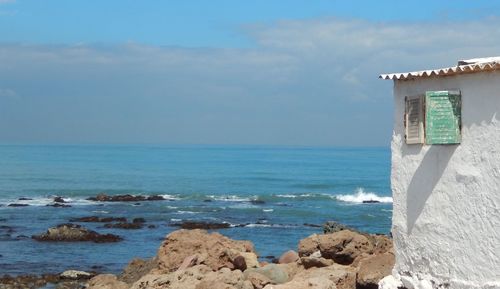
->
[386, 71, 500, 289]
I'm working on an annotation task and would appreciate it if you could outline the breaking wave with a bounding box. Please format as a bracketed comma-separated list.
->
[335, 188, 393, 203]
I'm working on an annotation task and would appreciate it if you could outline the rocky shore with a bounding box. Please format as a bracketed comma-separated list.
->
[1, 222, 394, 289]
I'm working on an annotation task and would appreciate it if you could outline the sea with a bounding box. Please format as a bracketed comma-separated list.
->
[0, 144, 392, 276]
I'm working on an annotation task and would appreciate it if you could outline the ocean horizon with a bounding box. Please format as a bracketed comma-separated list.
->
[0, 144, 392, 276]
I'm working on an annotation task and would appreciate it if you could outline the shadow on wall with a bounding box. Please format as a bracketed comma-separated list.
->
[406, 145, 458, 234]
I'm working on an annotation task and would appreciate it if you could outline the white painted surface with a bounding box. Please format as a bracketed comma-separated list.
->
[388, 71, 500, 289]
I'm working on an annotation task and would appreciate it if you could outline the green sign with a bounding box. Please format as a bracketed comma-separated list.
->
[425, 90, 461, 144]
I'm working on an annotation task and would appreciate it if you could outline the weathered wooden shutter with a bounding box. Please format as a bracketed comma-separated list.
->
[405, 95, 424, 144]
[425, 90, 461, 144]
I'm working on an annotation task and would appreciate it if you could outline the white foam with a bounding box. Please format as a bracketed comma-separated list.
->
[208, 195, 254, 202]
[263, 209, 274, 212]
[160, 194, 181, 200]
[335, 188, 393, 204]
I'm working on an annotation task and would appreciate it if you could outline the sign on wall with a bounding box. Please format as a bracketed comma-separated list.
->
[425, 91, 461, 145]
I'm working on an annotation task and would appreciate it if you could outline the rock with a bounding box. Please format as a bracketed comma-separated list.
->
[178, 255, 199, 271]
[18, 197, 33, 201]
[322, 221, 353, 234]
[244, 264, 289, 285]
[170, 221, 231, 230]
[7, 203, 29, 207]
[32, 224, 122, 243]
[119, 257, 158, 284]
[87, 194, 165, 202]
[303, 223, 322, 228]
[356, 252, 395, 289]
[47, 203, 72, 208]
[250, 199, 265, 205]
[244, 271, 272, 289]
[147, 225, 157, 229]
[130, 265, 252, 289]
[298, 230, 373, 265]
[132, 218, 146, 223]
[362, 200, 380, 204]
[239, 252, 259, 268]
[263, 264, 356, 289]
[278, 250, 299, 264]
[60, 270, 92, 280]
[232, 256, 247, 271]
[104, 222, 143, 229]
[370, 234, 393, 255]
[300, 256, 333, 269]
[70, 216, 127, 223]
[54, 197, 66, 203]
[156, 229, 255, 272]
[87, 274, 129, 289]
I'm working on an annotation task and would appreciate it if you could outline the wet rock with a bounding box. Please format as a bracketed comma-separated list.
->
[250, 199, 265, 205]
[87, 193, 165, 202]
[0, 274, 62, 289]
[156, 229, 255, 272]
[278, 250, 299, 264]
[18, 197, 33, 201]
[303, 223, 322, 228]
[362, 200, 380, 204]
[104, 222, 143, 229]
[147, 224, 157, 229]
[203, 199, 212, 202]
[7, 203, 29, 207]
[32, 224, 122, 243]
[70, 216, 127, 223]
[298, 230, 373, 265]
[47, 203, 72, 208]
[322, 221, 354, 234]
[132, 218, 146, 224]
[171, 221, 231, 230]
[356, 252, 395, 289]
[54, 197, 66, 203]
[119, 257, 158, 284]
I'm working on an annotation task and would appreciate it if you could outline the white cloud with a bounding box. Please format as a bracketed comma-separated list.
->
[0, 0, 15, 4]
[1, 17, 500, 145]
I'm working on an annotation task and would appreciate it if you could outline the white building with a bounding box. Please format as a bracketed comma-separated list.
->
[379, 57, 500, 289]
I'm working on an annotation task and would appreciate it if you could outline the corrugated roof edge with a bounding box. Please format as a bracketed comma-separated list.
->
[379, 57, 500, 81]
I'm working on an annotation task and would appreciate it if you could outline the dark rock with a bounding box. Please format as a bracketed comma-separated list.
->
[132, 218, 146, 223]
[250, 199, 265, 205]
[70, 216, 127, 223]
[7, 203, 29, 207]
[18, 197, 33, 201]
[32, 223, 122, 243]
[53, 196, 66, 203]
[147, 224, 157, 229]
[362, 200, 381, 204]
[203, 199, 212, 202]
[323, 220, 355, 234]
[15, 235, 30, 240]
[304, 223, 322, 228]
[86, 193, 165, 202]
[171, 221, 231, 230]
[47, 203, 72, 208]
[104, 222, 143, 229]
[232, 255, 247, 271]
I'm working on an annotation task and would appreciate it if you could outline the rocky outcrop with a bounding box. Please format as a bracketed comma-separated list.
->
[32, 224, 122, 243]
[156, 229, 255, 272]
[83, 226, 394, 289]
[170, 221, 231, 230]
[70, 216, 127, 223]
[87, 194, 166, 202]
[298, 230, 374, 265]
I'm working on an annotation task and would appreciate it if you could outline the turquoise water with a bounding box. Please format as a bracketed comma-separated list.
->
[0, 145, 392, 275]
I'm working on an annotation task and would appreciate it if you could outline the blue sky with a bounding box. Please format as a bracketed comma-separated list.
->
[1, 1, 500, 145]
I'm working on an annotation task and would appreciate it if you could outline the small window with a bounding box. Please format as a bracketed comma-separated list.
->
[405, 95, 424, 144]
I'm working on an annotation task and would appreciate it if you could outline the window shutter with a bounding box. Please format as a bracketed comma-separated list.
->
[425, 90, 461, 144]
[405, 95, 424, 144]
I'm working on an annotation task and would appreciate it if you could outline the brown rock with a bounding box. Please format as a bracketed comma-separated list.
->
[177, 255, 199, 271]
[87, 274, 129, 289]
[232, 256, 247, 271]
[356, 252, 395, 289]
[244, 271, 272, 289]
[104, 222, 143, 230]
[300, 256, 333, 269]
[156, 229, 255, 272]
[298, 230, 373, 265]
[119, 257, 158, 284]
[278, 250, 299, 264]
